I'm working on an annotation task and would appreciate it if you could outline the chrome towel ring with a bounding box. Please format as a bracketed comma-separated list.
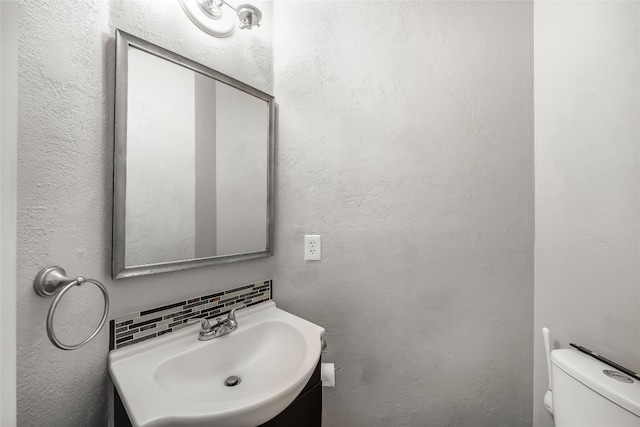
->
[33, 266, 110, 350]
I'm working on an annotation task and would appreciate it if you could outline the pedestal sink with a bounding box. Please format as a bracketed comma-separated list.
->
[108, 301, 325, 427]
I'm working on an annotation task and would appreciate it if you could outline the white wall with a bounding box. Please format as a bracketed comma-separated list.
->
[125, 46, 196, 266]
[215, 81, 269, 254]
[272, 2, 534, 425]
[533, 2, 640, 426]
[0, 2, 18, 425]
[16, 0, 273, 425]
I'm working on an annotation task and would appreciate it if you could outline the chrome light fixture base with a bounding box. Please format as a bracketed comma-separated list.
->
[237, 4, 262, 29]
[179, 0, 262, 37]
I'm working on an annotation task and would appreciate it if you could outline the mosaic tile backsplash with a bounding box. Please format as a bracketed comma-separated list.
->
[110, 280, 272, 349]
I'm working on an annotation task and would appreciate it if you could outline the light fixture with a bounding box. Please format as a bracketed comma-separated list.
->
[179, 0, 262, 38]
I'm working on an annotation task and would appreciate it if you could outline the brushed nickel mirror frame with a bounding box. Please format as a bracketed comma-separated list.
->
[112, 29, 275, 279]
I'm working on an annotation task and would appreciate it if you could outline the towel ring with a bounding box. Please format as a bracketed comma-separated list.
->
[34, 266, 110, 350]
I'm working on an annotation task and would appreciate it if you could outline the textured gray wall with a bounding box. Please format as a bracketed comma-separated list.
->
[17, 0, 273, 425]
[17, 0, 534, 426]
[533, 2, 640, 427]
[272, 2, 534, 426]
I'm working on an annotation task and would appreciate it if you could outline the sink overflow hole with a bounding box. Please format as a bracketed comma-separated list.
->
[225, 376, 241, 387]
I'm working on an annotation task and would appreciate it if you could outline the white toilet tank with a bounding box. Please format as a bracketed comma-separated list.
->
[551, 349, 640, 427]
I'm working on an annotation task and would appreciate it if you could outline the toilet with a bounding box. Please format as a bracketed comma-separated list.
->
[551, 349, 640, 426]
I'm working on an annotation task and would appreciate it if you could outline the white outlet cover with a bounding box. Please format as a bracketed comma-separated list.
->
[304, 235, 321, 261]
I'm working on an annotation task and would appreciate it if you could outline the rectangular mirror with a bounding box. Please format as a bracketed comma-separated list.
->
[113, 30, 274, 279]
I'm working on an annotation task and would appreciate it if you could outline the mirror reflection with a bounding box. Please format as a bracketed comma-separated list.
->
[113, 31, 274, 278]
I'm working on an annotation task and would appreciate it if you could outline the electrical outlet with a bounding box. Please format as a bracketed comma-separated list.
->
[304, 235, 321, 261]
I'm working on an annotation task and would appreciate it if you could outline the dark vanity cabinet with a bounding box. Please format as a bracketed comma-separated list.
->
[259, 360, 322, 427]
[114, 359, 322, 427]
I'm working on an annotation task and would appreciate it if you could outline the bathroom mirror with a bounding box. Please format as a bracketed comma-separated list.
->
[113, 30, 274, 279]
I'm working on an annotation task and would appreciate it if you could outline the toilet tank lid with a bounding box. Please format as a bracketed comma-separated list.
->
[551, 349, 640, 417]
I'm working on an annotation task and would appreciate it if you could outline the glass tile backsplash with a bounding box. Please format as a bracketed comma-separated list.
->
[109, 280, 272, 349]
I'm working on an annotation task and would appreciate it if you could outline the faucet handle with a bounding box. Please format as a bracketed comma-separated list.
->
[187, 317, 211, 331]
[227, 305, 245, 323]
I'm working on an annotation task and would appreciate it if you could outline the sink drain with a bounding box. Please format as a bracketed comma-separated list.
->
[224, 375, 241, 387]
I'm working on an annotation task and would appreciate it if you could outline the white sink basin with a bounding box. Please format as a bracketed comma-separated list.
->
[108, 301, 325, 427]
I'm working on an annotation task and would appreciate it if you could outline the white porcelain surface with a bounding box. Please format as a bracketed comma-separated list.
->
[108, 301, 325, 427]
[552, 349, 640, 427]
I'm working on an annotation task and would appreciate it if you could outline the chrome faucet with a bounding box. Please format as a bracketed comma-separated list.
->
[188, 307, 242, 341]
